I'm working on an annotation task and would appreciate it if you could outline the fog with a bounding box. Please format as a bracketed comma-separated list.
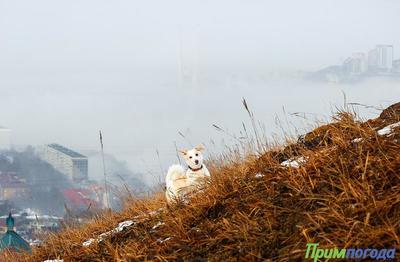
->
[0, 0, 399, 185]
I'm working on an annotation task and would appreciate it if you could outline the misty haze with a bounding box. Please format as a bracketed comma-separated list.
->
[0, 0, 398, 185]
[0, 0, 399, 256]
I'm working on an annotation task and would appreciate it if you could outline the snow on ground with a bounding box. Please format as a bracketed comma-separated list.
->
[83, 220, 135, 247]
[281, 156, 307, 168]
[151, 221, 165, 230]
[282, 122, 399, 169]
[157, 237, 172, 244]
[40, 121, 400, 260]
[82, 208, 164, 247]
[352, 121, 400, 143]
[377, 122, 400, 136]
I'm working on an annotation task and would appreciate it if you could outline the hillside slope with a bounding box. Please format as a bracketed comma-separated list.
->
[7, 103, 400, 261]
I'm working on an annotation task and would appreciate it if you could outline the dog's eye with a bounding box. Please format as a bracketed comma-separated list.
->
[189, 156, 192, 159]
[195, 153, 198, 156]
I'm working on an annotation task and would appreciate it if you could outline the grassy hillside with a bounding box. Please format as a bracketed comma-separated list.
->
[4, 103, 400, 261]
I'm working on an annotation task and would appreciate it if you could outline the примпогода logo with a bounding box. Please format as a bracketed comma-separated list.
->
[305, 243, 397, 261]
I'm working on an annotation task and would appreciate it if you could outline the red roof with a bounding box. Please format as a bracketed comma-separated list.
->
[62, 189, 98, 208]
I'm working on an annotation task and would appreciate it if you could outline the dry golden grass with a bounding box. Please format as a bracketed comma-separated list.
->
[5, 103, 400, 261]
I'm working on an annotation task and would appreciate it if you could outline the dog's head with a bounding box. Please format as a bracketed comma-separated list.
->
[180, 145, 205, 170]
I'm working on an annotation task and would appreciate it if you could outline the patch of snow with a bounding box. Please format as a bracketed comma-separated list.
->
[377, 122, 400, 136]
[26, 215, 62, 220]
[151, 221, 164, 230]
[82, 208, 165, 247]
[43, 260, 63, 262]
[82, 238, 95, 247]
[255, 173, 264, 178]
[281, 156, 307, 168]
[150, 221, 165, 233]
[352, 138, 363, 143]
[29, 239, 42, 246]
[157, 237, 172, 244]
[82, 220, 135, 247]
[115, 220, 135, 232]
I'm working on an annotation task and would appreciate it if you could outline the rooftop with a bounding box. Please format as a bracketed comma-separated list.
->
[0, 213, 31, 254]
[48, 143, 86, 158]
[62, 189, 98, 208]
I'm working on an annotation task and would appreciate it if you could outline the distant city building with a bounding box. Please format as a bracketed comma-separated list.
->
[368, 45, 394, 72]
[311, 43, 398, 83]
[0, 172, 28, 200]
[40, 144, 88, 182]
[368, 48, 378, 71]
[343, 52, 367, 75]
[0, 127, 11, 151]
[393, 59, 400, 73]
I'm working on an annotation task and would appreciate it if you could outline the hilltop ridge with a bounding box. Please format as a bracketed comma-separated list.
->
[6, 103, 400, 261]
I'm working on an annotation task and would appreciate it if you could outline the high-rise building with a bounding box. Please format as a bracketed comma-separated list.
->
[0, 127, 11, 150]
[343, 52, 367, 75]
[40, 143, 88, 182]
[368, 45, 394, 72]
[393, 59, 400, 73]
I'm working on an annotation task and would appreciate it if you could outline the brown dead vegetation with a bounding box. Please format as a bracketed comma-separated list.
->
[5, 103, 400, 261]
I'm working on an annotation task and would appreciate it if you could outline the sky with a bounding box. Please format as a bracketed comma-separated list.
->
[0, 0, 399, 185]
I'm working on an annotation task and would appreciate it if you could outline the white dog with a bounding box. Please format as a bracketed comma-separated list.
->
[165, 145, 210, 204]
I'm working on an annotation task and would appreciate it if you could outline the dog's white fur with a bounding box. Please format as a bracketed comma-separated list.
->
[165, 145, 210, 204]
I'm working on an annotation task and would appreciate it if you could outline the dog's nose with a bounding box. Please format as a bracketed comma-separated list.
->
[195, 160, 199, 165]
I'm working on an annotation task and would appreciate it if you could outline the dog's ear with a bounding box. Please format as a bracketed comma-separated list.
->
[195, 144, 205, 152]
[179, 149, 188, 156]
